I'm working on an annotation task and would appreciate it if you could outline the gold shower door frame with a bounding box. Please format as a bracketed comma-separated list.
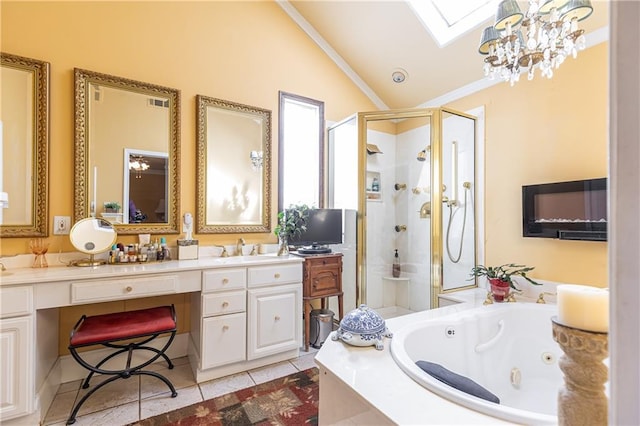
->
[356, 107, 477, 310]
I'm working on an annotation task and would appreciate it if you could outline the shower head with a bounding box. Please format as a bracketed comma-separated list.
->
[417, 145, 431, 162]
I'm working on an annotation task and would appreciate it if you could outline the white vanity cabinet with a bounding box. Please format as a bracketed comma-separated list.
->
[0, 286, 34, 422]
[198, 268, 247, 369]
[247, 263, 302, 360]
[190, 259, 303, 382]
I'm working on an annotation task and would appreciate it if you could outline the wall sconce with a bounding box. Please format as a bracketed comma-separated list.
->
[250, 150, 263, 170]
[0, 192, 8, 208]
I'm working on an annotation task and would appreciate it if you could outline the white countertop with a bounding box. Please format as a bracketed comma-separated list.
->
[314, 289, 550, 425]
[0, 252, 303, 287]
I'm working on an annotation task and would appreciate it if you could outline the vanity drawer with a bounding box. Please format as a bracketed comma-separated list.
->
[202, 290, 246, 316]
[0, 286, 33, 318]
[202, 268, 246, 293]
[248, 264, 302, 288]
[70, 274, 178, 304]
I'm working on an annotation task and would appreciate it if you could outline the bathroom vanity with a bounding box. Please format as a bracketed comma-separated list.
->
[0, 254, 303, 424]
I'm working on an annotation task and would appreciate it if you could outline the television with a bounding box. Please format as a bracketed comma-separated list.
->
[290, 208, 343, 253]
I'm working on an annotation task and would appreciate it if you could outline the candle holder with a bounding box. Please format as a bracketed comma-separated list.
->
[29, 238, 49, 268]
[551, 317, 608, 426]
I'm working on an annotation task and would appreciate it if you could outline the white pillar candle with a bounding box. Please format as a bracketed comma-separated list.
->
[557, 284, 609, 332]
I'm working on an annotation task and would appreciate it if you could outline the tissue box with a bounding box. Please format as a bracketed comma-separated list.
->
[177, 239, 199, 260]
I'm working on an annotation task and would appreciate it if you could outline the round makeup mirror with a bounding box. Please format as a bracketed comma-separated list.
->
[69, 217, 117, 266]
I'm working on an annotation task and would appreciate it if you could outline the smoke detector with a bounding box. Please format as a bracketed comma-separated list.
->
[392, 68, 408, 84]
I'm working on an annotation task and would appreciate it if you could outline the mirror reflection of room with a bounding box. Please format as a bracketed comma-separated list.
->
[88, 83, 170, 225]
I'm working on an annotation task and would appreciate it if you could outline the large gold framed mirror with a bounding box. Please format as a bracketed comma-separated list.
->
[196, 95, 271, 234]
[0, 52, 49, 237]
[74, 68, 180, 234]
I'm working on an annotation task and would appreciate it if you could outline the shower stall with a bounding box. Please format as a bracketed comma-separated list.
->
[328, 107, 481, 319]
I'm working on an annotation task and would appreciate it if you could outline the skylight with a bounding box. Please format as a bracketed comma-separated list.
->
[406, 0, 500, 47]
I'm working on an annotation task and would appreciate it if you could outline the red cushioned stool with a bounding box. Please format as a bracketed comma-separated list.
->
[66, 305, 178, 425]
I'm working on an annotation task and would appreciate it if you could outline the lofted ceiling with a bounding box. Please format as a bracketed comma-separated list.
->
[281, 0, 610, 110]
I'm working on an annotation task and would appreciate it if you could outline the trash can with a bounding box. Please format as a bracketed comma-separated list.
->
[309, 309, 334, 349]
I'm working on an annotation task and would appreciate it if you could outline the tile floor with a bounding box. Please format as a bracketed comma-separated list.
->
[43, 347, 320, 426]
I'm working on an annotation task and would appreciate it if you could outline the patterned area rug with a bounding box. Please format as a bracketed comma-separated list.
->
[131, 368, 318, 426]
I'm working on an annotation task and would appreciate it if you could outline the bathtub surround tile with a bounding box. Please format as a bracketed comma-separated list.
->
[199, 372, 255, 400]
[140, 384, 203, 420]
[248, 361, 298, 385]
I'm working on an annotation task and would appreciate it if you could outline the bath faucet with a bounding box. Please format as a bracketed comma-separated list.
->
[235, 238, 245, 256]
[249, 245, 257, 256]
[214, 245, 229, 257]
[536, 292, 557, 304]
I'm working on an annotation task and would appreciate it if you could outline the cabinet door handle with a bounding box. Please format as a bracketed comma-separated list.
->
[222, 325, 229, 331]
[274, 273, 280, 279]
[125, 286, 133, 293]
[274, 315, 281, 321]
[222, 278, 229, 284]
[222, 301, 229, 308]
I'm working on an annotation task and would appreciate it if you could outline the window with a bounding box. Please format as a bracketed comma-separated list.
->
[278, 91, 324, 211]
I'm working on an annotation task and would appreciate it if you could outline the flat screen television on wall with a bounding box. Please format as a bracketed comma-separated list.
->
[522, 178, 607, 241]
[290, 208, 343, 253]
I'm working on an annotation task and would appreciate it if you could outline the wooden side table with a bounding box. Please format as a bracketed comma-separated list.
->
[300, 252, 343, 351]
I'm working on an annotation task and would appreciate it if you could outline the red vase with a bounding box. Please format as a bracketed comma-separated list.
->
[489, 278, 510, 302]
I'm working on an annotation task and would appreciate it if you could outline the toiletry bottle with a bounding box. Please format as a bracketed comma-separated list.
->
[372, 177, 380, 192]
[393, 249, 401, 278]
[161, 237, 170, 260]
[156, 238, 164, 261]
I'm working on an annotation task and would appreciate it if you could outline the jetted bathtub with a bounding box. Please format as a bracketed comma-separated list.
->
[390, 303, 562, 425]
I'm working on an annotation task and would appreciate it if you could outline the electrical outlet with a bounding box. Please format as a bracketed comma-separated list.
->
[53, 216, 71, 235]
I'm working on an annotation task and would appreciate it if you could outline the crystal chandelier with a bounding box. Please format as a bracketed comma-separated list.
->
[129, 155, 150, 179]
[478, 0, 593, 86]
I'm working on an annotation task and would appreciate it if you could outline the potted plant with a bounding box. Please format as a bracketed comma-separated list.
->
[103, 202, 121, 213]
[274, 204, 310, 255]
[470, 263, 542, 302]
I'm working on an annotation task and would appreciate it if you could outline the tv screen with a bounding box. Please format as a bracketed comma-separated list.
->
[289, 208, 343, 247]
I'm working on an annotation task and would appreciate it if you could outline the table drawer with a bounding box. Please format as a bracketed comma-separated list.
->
[247, 263, 301, 288]
[70, 274, 178, 304]
[202, 268, 246, 293]
[202, 290, 246, 316]
[0, 286, 33, 318]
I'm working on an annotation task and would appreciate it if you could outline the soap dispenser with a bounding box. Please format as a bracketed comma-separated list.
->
[393, 249, 401, 278]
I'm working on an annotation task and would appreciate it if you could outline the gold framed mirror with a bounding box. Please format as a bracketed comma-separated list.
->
[74, 68, 180, 234]
[196, 95, 271, 234]
[0, 52, 49, 238]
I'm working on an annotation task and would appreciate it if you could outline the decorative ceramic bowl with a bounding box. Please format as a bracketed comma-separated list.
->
[332, 304, 393, 350]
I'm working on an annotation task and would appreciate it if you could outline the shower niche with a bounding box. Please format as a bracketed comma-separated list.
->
[328, 107, 479, 318]
[366, 171, 382, 201]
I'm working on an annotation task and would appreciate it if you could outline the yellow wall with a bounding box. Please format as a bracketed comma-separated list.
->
[0, 0, 377, 255]
[448, 43, 608, 287]
[1, 1, 379, 355]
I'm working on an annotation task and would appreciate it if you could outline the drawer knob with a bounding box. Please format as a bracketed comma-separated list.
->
[222, 325, 229, 331]
[274, 315, 281, 321]
[222, 301, 229, 308]
[222, 278, 229, 284]
[274, 273, 281, 279]
[125, 286, 133, 293]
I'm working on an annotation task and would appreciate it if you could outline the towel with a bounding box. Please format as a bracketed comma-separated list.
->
[416, 360, 500, 404]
